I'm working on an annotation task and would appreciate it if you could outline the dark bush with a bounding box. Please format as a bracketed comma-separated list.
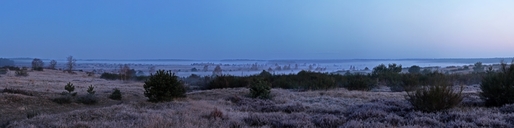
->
[249, 80, 272, 99]
[390, 73, 421, 92]
[343, 74, 376, 91]
[407, 80, 463, 112]
[144, 70, 186, 102]
[100, 72, 119, 80]
[15, 68, 28, 77]
[408, 65, 421, 74]
[480, 62, 514, 107]
[208, 75, 248, 89]
[77, 94, 97, 105]
[109, 88, 122, 100]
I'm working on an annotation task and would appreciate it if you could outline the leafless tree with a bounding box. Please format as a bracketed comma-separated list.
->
[120, 64, 130, 81]
[49, 60, 57, 69]
[31, 58, 44, 71]
[212, 65, 222, 76]
[203, 65, 209, 72]
[66, 56, 76, 73]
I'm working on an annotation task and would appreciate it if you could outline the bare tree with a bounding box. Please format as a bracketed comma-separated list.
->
[49, 60, 57, 69]
[31, 58, 44, 71]
[66, 56, 76, 73]
[203, 65, 209, 72]
[212, 65, 222, 76]
[120, 64, 130, 81]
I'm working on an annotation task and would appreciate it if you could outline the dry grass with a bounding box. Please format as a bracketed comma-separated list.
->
[2, 70, 514, 127]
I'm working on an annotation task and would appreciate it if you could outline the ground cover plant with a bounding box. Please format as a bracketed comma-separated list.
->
[3, 62, 514, 127]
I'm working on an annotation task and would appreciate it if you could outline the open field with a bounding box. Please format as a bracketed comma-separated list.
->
[2, 69, 514, 128]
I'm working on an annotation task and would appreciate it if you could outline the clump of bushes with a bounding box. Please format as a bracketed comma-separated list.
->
[480, 62, 514, 107]
[77, 94, 97, 105]
[78, 85, 97, 105]
[143, 70, 186, 102]
[208, 75, 249, 89]
[343, 74, 376, 91]
[406, 79, 463, 112]
[100, 73, 120, 80]
[52, 82, 77, 104]
[109, 88, 122, 100]
[249, 80, 272, 99]
[15, 68, 28, 77]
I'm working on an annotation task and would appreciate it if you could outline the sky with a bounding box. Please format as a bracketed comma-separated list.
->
[1, 0, 514, 60]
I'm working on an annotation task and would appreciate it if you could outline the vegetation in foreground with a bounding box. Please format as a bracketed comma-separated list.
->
[1, 61, 514, 127]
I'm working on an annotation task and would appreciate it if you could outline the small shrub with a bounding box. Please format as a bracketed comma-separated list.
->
[480, 62, 514, 107]
[407, 83, 463, 112]
[143, 70, 186, 102]
[109, 88, 122, 100]
[87, 85, 95, 94]
[249, 80, 271, 99]
[64, 82, 75, 94]
[77, 94, 97, 105]
[15, 69, 28, 77]
[26, 110, 40, 119]
[208, 108, 224, 119]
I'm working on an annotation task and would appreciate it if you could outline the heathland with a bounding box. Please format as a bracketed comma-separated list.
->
[1, 58, 514, 127]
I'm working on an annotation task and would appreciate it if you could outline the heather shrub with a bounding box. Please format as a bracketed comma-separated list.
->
[77, 94, 97, 105]
[15, 68, 28, 77]
[499, 104, 514, 113]
[208, 108, 224, 119]
[109, 88, 122, 100]
[343, 74, 376, 91]
[481, 62, 514, 107]
[143, 70, 186, 102]
[406, 82, 463, 112]
[249, 80, 272, 99]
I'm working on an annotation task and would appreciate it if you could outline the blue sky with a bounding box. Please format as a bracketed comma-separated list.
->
[1, 0, 513, 60]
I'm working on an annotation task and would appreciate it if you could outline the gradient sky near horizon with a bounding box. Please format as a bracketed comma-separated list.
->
[1, 0, 514, 60]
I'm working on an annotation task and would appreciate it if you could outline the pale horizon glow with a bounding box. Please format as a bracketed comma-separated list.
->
[1, 0, 513, 60]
